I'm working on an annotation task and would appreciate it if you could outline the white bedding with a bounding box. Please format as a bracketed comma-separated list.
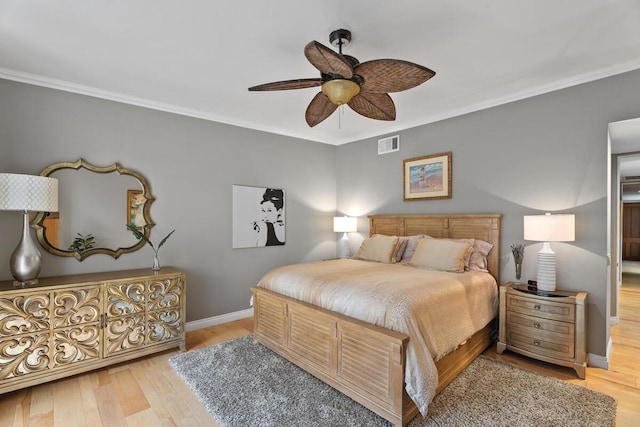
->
[256, 258, 498, 415]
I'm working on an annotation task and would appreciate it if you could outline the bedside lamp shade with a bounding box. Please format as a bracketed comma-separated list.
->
[333, 216, 357, 258]
[524, 213, 575, 291]
[0, 173, 58, 286]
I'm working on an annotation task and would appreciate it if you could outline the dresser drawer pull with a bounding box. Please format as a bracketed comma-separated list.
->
[534, 304, 541, 310]
[533, 339, 541, 346]
[533, 322, 541, 329]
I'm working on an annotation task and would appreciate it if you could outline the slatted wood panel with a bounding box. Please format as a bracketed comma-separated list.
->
[288, 304, 335, 374]
[337, 323, 401, 412]
[252, 287, 408, 426]
[254, 292, 287, 347]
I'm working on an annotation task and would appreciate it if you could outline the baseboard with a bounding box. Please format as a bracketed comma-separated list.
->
[587, 336, 612, 369]
[186, 307, 254, 332]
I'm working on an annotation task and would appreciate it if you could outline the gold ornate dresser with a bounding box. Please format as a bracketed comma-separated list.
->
[0, 267, 185, 394]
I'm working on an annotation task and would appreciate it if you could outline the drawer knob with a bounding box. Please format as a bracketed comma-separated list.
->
[533, 339, 540, 346]
[534, 304, 541, 310]
[533, 322, 541, 329]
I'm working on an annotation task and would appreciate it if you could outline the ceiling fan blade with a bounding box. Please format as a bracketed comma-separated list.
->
[248, 78, 323, 91]
[305, 92, 338, 127]
[304, 41, 353, 78]
[348, 92, 396, 121]
[355, 59, 435, 93]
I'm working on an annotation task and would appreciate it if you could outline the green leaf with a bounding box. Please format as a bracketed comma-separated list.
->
[157, 230, 175, 250]
[126, 223, 154, 247]
[126, 224, 175, 255]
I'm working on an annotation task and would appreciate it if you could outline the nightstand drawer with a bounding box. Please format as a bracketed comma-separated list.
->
[506, 311, 574, 341]
[507, 294, 575, 323]
[506, 329, 574, 360]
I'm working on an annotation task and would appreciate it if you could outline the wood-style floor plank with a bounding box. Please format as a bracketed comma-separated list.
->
[0, 293, 637, 426]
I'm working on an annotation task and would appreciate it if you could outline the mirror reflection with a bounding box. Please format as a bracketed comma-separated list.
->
[33, 159, 155, 260]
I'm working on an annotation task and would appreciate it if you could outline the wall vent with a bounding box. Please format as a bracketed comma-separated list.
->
[378, 135, 399, 155]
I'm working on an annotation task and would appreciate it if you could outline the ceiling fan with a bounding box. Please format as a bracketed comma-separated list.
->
[248, 29, 436, 127]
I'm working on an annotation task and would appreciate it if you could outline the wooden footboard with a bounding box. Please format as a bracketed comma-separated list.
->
[252, 286, 493, 426]
[252, 213, 500, 426]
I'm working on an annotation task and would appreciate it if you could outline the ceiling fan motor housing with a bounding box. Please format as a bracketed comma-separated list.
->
[329, 29, 351, 51]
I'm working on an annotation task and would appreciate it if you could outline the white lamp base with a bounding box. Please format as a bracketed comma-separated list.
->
[536, 242, 556, 292]
[339, 232, 350, 259]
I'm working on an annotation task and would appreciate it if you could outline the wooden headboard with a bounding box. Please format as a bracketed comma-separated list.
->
[369, 214, 502, 283]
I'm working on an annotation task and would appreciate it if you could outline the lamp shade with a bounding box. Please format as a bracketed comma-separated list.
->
[333, 216, 357, 233]
[523, 213, 574, 242]
[0, 173, 58, 212]
[322, 80, 361, 105]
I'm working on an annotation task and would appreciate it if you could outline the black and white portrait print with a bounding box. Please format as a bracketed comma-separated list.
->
[233, 185, 285, 248]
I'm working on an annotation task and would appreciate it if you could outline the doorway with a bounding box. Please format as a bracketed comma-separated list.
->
[621, 200, 640, 261]
[609, 118, 640, 335]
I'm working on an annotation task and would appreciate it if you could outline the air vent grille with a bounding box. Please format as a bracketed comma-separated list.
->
[378, 135, 399, 155]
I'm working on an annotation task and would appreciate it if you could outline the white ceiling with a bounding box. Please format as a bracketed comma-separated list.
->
[1, 1, 640, 145]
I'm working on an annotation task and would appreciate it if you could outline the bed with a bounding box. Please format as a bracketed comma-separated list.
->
[251, 214, 501, 426]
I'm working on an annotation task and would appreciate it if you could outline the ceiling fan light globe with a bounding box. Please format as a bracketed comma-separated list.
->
[322, 79, 360, 105]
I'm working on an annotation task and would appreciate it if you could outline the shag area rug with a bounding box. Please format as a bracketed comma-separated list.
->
[169, 335, 616, 427]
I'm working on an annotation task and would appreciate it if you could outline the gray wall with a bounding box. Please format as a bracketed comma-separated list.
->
[3, 68, 640, 359]
[336, 68, 640, 359]
[0, 79, 338, 322]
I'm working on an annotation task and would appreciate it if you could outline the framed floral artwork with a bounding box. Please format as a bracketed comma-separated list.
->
[403, 152, 452, 201]
[127, 189, 147, 229]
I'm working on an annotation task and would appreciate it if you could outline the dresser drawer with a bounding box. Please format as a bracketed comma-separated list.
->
[507, 294, 575, 322]
[506, 311, 574, 341]
[506, 328, 574, 360]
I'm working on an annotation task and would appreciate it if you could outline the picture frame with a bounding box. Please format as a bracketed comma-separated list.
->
[127, 189, 147, 229]
[403, 151, 452, 201]
[232, 185, 286, 248]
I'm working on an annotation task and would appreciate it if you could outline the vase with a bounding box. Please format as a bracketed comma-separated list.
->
[152, 255, 160, 271]
[515, 260, 522, 281]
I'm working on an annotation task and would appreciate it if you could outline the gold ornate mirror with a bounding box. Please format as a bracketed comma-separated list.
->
[32, 159, 155, 260]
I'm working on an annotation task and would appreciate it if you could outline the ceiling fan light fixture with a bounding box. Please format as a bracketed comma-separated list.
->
[322, 79, 360, 105]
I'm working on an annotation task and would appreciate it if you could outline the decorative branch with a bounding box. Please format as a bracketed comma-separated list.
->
[126, 224, 175, 257]
[511, 243, 525, 262]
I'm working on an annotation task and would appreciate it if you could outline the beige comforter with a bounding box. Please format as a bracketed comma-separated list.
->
[256, 259, 498, 415]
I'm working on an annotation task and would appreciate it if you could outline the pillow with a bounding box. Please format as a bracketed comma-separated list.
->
[422, 236, 475, 269]
[409, 238, 473, 273]
[399, 234, 427, 261]
[353, 235, 400, 263]
[468, 239, 494, 272]
[368, 234, 407, 263]
[391, 238, 408, 263]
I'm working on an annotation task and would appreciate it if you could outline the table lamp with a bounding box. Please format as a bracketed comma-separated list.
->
[0, 173, 58, 286]
[523, 213, 575, 292]
[333, 216, 357, 259]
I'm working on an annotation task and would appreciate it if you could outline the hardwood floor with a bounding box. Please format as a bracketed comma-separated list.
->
[485, 285, 640, 426]
[1, 289, 638, 426]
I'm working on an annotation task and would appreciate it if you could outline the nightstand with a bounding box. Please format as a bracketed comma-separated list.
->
[497, 282, 587, 379]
